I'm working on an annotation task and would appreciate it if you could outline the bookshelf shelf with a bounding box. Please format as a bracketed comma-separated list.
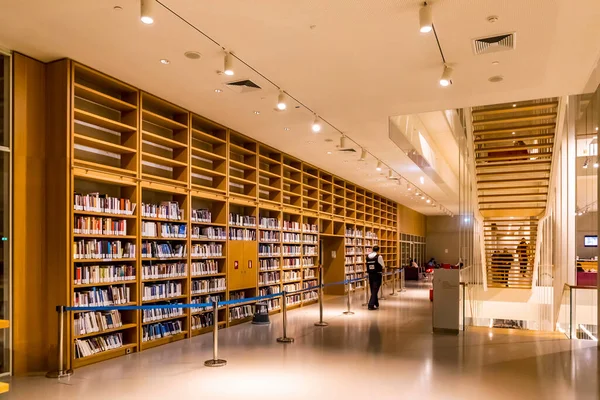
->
[74, 323, 138, 340]
[46, 59, 404, 371]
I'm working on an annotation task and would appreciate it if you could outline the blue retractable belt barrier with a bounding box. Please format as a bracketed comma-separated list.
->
[218, 292, 282, 306]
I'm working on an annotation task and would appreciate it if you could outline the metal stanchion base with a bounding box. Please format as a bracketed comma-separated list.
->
[277, 337, 295, 343]
[343, 311, 355, 315]
[45, 369, 73, 379]
[314, 321, 329, 327]
[204, 359, 227, 367]
[379, 297, 386, 300]
[389, 292, 400, 297]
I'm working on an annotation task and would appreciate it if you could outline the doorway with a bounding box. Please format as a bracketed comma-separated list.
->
[321, 235, 345, 296]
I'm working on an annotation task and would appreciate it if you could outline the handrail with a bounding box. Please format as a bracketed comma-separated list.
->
[564, 283, 597, 290]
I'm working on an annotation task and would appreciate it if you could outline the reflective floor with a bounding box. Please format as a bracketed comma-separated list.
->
[2, 283, 598, 399]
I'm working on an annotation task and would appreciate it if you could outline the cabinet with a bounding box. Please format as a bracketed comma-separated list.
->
[228, 241, 258, 290]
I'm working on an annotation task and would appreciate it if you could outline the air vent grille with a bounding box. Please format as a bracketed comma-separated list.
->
[224, 79, 262, 93]
[473, 33, 516, 55]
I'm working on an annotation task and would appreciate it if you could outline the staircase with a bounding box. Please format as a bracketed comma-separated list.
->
[472, 99, 559, 289]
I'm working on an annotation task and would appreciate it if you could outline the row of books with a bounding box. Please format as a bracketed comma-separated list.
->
[191, 295, 223, 313]
[283, 282, 301, 292]
[365, 232, 378, 239]
[303, 234, 318, 244]
[142, 304, 184, 323]
[259, 231, 280, 242]
[259, 271, 280, 285]
[282, 233, 301, 243]
[345, 229, 363, 238]
[141, 243, 186, 258]
[283, 258, 301, 268]
[285, 294, 301, 306]
[303, 257, 316, 267]
[74, 285, 131, 307]
[141, 222, 187, 238]
[74, 216, 128, 236]
[303, 280, 319, 289]
[229, 292, 247, 301]
[259, 286, 281, 296]
[142, 282, 183, 301]
[191, 260, 220, 276]
[259, 244, 280, 256]
[229, 228, 256, 241]
[141, 202, 184, 221]
[142, 263, 186, 279]
[266, 298, 281, 310]
[191, 208, 212, 223]
[74, 264, 135, 285]
[302, 223, 318, 233]
[282, 245, 301, 256]
[283, 270, 301, 282]
[229, 213, 256, 227]
[73, 240, 136, 259]
[364, 240, 378, 247]
[282, 221, 300, 231]
[192, 226, 226, 240]
[259, 258, 279, 271]
[303, 246, 317, 256]
[142, 320, 183, 342]
[191, 244, 223, 258]
[191, 278, 226, 294]
[302, 291, 318, 301]
[259, 217, 279, 229]
[192, 313, 214, 330]
[345, 238, 364, 246]
[74, 310, 123, 335]
[74, 333, 124, 359]
[303, 269, 315, 279]
[229, 305, 253, 321]
[74, 193, 135, 215]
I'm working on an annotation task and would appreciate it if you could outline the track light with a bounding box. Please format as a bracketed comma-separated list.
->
[407, 185, 412, 191]
[311, 115, 322, 133]
[223, 52, 234, 76]
[426, 199, 431, 204]
[277, 91, 287, 110]
[359, 148, 367, 161]
[440, 65, 453, 87]
[415, 191, 420, 197]
[340, 135, 346, 148]
[421, 196, 426, 200]
[419, 2, 433, 33]
[388, 170, 393, 179]
[376, 161, 382, 171]
[583, 158, 589, 169]
[140, 0, 155, 24]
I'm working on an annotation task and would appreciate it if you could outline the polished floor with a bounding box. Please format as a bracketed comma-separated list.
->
[3, 283, 598, 399]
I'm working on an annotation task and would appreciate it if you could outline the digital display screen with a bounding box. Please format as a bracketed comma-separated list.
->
[584, 235, 598, 247]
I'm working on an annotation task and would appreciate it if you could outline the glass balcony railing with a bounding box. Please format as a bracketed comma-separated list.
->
[558, 284, 598, 341]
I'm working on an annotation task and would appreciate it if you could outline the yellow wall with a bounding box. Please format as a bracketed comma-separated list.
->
[399, 204, 426, 236]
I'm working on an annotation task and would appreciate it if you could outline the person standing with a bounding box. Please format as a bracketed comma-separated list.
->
[366, 245, 385, 310]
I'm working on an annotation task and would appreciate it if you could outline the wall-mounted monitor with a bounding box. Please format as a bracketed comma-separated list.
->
[584, 235, 598, 247]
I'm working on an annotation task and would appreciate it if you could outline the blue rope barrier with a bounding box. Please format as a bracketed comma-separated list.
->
[218, 292, 282, 306]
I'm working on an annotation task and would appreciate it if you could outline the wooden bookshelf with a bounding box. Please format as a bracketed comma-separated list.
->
[44, 59, 409, 371]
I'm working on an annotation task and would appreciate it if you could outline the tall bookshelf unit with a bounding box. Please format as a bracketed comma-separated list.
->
[47, 59, 401, 370]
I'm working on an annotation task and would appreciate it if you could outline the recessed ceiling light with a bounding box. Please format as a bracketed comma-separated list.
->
[113, 5, 123, 11]
[307, 141, 314, 144]
[512, 104, 517, 107]
[487, 15, 499, 23]
[492, 60, 500, 65]
[253, 111, 260, 115]
[488, 75, 504, 83]
[326, 151, 332, 155]
[184, 51, 202, 60]
[214, 89, 223, 93]
[160, 59, 170, 65]
[284, 127, 290, 131]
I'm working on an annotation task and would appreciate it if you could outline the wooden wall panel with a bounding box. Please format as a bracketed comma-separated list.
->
[13, 53, 47, 374]
[398, 204, 426, 237]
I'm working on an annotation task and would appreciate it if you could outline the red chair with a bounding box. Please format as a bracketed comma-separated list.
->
[441, 263, 451, 269]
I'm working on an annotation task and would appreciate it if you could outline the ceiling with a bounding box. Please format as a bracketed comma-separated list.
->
[1, 0, 600, 215]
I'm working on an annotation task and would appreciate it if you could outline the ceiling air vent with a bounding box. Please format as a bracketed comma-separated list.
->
[472, 32, 516, 55]
[224, 79, 261, 94]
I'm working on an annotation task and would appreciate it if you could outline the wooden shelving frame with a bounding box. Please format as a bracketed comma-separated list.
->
[48, 60, 402, 370]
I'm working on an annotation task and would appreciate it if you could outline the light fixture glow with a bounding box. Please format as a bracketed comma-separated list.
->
[160, 59, 170, 65]
[311, 115, 322, 133]
[214, 89, 223, 93]
[594, 160, 599, 168]
[420, 176, 425, 184]
[326, 151, 332, 155]
[512, 131, 516, 135]
[421, 196, 426, 200]
[426, 199, 431, 203]
[140, 0, 155, 24]
[512, 104, 517, 107]
[388, 170, 393, 179]
[339, 135, 346, 148]
[359, 148, 367, 161]
[376, 161, 382, 171]
[440, 65, 453, 87]
[407, 185, 412, 191]
[419, 2, 433, 33]
[253, 111, 260, 115]
[223, 52, 234, 76]
[277, 91, 287, 110]
[284, 127, 290, 131]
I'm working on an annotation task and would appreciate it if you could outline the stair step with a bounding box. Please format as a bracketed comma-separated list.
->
[474, 134, 555, 145]
[474, 123, 555, 135]
[476, 159, 552, 169]
[476, 169, 550, 176]
[475, 143, 554, 154]
[472, 102, 558, 117]
[476, 154, 552, 162]
[480, 193, 548, 198]
[473, 113, 556, 126]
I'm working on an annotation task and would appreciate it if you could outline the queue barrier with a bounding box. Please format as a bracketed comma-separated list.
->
[47, 267, 405, 377]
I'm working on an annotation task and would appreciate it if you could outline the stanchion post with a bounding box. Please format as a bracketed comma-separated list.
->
[277, 292, 294, 343]
[343, 280, 354, 315]
[204, 300, 227, 367]
[46, 306, 74, 378]
[389, 268, 399, 296]
[362, 275, 369, 306]
[379, 268, 387, 300]
[314, 266, 329, 327]
[401, 268, 406, 292]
